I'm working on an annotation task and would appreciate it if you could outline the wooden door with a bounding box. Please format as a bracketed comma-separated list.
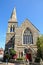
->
[26, 53, 32, 62]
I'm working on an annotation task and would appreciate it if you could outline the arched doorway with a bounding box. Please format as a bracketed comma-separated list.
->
[24, 48, 32, 62]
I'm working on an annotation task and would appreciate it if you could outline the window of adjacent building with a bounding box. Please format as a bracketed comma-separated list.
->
[23, 28, 33, 44]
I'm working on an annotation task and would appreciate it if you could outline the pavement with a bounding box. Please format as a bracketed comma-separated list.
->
[0, 63, 14, 65]
[0, 62, 24, 65]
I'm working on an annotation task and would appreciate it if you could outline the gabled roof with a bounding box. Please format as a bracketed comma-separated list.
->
[21, 18, 40, 32]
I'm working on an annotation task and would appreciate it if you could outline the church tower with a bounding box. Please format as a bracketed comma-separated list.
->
[5, 8, 18, 50]
[8, 7, 18, 33]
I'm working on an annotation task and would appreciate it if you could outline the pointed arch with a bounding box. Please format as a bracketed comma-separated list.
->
[10, 25, 12, 32]
[23, 28, 33, 44]
[13, 25, 15, 32]
[10, 25, 15, 32]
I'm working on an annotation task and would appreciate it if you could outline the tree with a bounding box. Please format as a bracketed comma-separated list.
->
[9, 48, 16, 59]
[3, 51, 10, 62]
[5, 54, 10, 59]
[35, 35, 43, 62]
[10, 48, 16, 56]
[4, 48, 16, 61]
[35, 37, 41, 62]
[40, 35, 43, 59]
[40, 35, 43, 44]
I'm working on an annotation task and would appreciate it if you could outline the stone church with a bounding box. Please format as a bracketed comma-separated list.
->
[5, 8, 39, 60]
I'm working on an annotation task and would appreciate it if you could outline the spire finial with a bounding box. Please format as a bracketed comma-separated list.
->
[9, 7, 17, 22]
[13, 7, 16, 12]
[13, 7, 17, 19]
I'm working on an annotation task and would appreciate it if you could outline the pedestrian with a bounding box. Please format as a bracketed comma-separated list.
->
[6, 59, 8, 65]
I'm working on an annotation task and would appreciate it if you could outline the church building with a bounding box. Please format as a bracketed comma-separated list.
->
[5, 8, 39, 61]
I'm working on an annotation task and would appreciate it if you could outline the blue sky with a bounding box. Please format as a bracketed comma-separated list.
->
[0, 0, 43, 49]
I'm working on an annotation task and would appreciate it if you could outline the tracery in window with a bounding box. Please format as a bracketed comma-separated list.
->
[23, 28, 33, 44]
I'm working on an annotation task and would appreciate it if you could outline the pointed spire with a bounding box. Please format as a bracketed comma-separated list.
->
[9, 7, 17, 22]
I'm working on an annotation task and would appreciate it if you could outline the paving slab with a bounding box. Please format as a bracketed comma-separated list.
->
[0, 63, 14, 65]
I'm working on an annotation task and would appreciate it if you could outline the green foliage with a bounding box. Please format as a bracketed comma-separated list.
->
[16, 57, 23, 60]
[4, 53, 10, 60]
[39, 35, 43, 59]
[9, 59, 15, 63]
[36, 35, 43, 61]
[4, 50, 10, 61]
[10, 48, 16, 56]
[4, 48, 16, 61]
[36, 37, 42, 58]
[36, 37, 41, 48]
[35, 57, 40, 63]
[40, 35, 43, 44]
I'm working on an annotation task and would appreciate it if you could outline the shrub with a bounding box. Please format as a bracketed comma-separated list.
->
[9, 59, 15, 63]
[10, 49, 16, 56]
[16, 57, 23, 61]
[35, 57, 40, 63]
[3, 53, 10, 62]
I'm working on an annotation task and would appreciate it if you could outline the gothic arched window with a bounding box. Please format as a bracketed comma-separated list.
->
[10, 25, 15, 32]
[13, 25, 15, 32]
[10, 26, 12, 32]
[23, 28, 33, 44]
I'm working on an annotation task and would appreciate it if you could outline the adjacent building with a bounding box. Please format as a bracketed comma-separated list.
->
[0, 48, 4, 60]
